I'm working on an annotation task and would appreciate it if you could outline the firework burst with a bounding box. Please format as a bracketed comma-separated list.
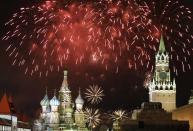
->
[2, 0, 193, 76]
[2, 0, 156, 76]
[84, 85, 104, 104]
[3, 1, 102, 77]
[84, 108, 101, 128]
[139, 0, 193, 75]
[143, 71, 153, 88]
[111, 110, 128, 121]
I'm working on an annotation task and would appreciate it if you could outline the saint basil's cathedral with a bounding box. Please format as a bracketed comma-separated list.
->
[33, 70, 88, 131]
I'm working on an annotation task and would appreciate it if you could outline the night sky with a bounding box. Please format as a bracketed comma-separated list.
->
[0, 0, 193, 119]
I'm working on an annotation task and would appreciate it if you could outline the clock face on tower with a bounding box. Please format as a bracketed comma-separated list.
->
[159, 72, 167, 80]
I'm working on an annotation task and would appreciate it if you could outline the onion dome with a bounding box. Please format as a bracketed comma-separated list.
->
[40, 89, 50, 106]
[75, 89, 84, 105]
[50, 96, 60, 106]
[50, 96, 60, 107]
[40, 94, 50, 106]
[75, 89, 84, 110]
[50, 89, 60, 106]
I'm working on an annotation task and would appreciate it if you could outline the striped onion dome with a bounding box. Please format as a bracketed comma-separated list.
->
[50, 96, 60, 106]
[40, 94, 50, 106]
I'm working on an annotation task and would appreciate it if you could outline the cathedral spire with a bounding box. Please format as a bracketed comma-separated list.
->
[78, 87, 81, 96]
[46, 87, 48, 96]
[159, 35, 166, 53]
[61, 70, 70, 91]
[54, 89, 56, 96]
[62, 70, 68, 87]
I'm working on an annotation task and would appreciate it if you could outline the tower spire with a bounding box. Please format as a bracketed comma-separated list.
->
[159, 35, 166, 53]
[54, 89, 56, 96]
[46, 87, 48, 96]
[78, 87, 81, 96]
[61, 70, 70, 91]
[63, 70, 68, 86]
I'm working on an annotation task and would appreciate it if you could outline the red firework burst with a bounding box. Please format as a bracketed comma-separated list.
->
[2, 0, 193, 77]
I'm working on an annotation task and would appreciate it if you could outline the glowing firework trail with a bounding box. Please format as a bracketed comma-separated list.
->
[3, 1, 104, 77]
[2, 0, 156, 76]
[84, 85, 104, 104]
[143, 71, 153, 88]
[139, 0, 193, 74]
[2, 0, 193, 76]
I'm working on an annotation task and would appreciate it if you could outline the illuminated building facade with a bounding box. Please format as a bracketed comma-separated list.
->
[148, 36, 176, 112]
[0, 93, 31, 131]
[36, 70, 88, 131]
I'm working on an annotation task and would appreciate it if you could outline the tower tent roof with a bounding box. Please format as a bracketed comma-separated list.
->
[61, 70, 70, 92]
[159, 35, 166, 53]
[0, 93, 11, 114]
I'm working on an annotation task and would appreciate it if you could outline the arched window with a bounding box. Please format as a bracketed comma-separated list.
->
[162, 56, 164, 60]
[170, 86, 173, 90]
[157, 57, 160, 61]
